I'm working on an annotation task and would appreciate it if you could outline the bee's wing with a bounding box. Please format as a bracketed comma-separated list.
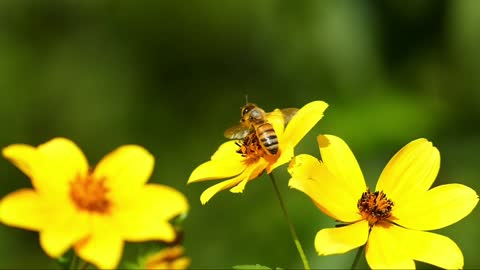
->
[280, 108, 299, 124]
[224, 124, 251, 139]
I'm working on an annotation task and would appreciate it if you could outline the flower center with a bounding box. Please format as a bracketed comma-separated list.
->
[357, 189, 394, 226]
[70, 173, 111, 214]
[236, 132, 264, 162]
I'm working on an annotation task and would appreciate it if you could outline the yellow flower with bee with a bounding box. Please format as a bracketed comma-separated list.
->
[188, 100, 328, 204]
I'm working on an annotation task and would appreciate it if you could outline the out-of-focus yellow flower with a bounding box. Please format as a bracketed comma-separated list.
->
[288, 135, 478, 269]
[0, 138, 189, 269]
[188, 100, 328, 204]
[143, 246, 190, 270]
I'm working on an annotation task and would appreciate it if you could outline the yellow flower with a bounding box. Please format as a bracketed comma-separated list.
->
[0, 138, 189, 269]
[288, 135, 478, 269]
[143, 246, 190, 270]
[188, 100, 328, 204]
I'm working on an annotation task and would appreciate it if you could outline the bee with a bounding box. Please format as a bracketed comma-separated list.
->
[224, 103, 298, 156]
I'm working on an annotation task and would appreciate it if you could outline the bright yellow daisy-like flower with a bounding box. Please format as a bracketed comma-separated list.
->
[288, 135, 478, 269]
[188, 100, 328, 204]
[0, 138, 189, 269]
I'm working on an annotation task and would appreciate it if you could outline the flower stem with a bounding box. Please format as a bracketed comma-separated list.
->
[269, 173, 310, 270]
[350, 245, 365, 270]
[69, 254, 79, 270]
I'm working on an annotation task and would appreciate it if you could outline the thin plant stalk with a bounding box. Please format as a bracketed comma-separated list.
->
[269, 172, 310, 270]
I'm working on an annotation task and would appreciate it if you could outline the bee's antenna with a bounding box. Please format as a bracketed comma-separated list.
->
[245, 94, 249, 105]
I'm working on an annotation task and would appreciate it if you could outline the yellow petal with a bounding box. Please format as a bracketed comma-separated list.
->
[188, 159, 246, 183]
[366, 225, 415, 269]
[3, 138, 89, 196]
[393, 183, 479, 230]
[211, 141, 244, 161]
[267, 143, 294, 173]
[376, 138, 440, 204]
[93, 145, 154, 194]
[314, 220, 369, 255]
[317, 135, 367, 196]
[39, 206, 90, 258]
[267, 109, 285, 137]
[0, 189, 46, 231]
[283, 101, 328, 148]
[230, 161, 266, 193]
[390, 225, 464, 269]
[2, 144, 37, 180]
[114, 184, 188, 242]
[199, 166, 256, 204]
[288, 154, 362, 222]
[75, 217, 124, 270]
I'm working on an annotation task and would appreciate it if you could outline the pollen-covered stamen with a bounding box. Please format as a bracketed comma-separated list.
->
[357, 189, 394, 226]
[236, 132, 264, 161]
[70, 173, 110, 214]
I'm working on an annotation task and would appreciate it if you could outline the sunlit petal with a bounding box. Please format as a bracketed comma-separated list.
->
[393, 183, 479, 230]
[40, 208, 90, 258]
[366, 225, 415, 269]
[288, 154, 362, 222]
[211, 141, 244, 161]
[317, 135, 366, 196]
[0, 189, 46, 231]
[3, 138, 89, 196]
[267, 143, 294, 173]
[376, 139, 440, 204]
[391, 225, 463, 269]
[314, 220, 369, 255]
[114, 184, 188, 242]
[75, 217, 124, 270]
[93, 145, 154, 194]
[199, 170, 251, 204]
[283, 101, 328, 148]
[230, 161, 266, 193]
[188, 159, 246, 183]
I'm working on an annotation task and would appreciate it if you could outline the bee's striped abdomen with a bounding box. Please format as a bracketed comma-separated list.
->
[256, 122, 278, 155]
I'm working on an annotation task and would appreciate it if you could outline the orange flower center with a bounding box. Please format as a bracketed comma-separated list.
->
[236, 132, 264, 162]
[70, 173, 111, 214]
[357, 189, 394, 226]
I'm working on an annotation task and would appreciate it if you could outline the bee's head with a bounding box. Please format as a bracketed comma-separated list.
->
[241, 103, 264, 124]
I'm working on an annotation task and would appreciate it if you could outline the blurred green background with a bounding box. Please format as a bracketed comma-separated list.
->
[0, 0, 479, 269]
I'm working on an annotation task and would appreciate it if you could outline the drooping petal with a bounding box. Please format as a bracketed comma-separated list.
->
[317, 135, 366, 196]
[314, 220, 369, 255]
[288, 154, 362, 222]
[376, 138, 440, 204]
[393, 183, 478, 231]
[283, 101, 328, 148]
[3, 138, 89, 196]
[39, 205, 90, 258]
[390, 225, 464, 269]
[75, 217, 124, 270]
[113, 184, 188, 242]
[230, 160, 266, 193]
[93, 145, 154, 194]
[199, 165, 257, 204]
[0, 189, 46, 231]
[366, 224, 415, 269]
[188, 159, 246, 183]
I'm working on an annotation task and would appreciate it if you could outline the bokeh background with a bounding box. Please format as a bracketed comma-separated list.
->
[0, 1, 479, 269]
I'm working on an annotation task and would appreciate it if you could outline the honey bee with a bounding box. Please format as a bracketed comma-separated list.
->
[224, 103, 298, 156]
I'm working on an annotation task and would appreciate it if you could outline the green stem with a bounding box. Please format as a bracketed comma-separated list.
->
[350, 245, 365, 270]
[269, 173, 310, 270]
[69, 254, 78, 270]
